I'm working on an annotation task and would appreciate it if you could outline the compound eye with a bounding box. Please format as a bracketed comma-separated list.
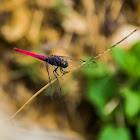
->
[63, 61, 68, 68]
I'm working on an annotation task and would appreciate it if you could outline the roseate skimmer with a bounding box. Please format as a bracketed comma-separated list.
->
[13, 48, 97, 97]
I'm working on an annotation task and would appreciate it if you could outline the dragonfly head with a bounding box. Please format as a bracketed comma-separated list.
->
[62, 60, 68, 68]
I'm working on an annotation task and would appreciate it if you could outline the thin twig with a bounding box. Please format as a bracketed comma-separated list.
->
[9, 75, 64, 120]
[68, 25, 140, 72]
[10, 26, 140, 120]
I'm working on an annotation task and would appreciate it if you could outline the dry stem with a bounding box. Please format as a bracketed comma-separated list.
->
[10, 25, 140, 120]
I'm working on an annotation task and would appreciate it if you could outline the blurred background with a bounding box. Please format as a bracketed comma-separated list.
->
[0, 0, 140, 140]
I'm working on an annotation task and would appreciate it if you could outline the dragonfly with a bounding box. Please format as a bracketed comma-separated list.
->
[13, 48, 97, 97]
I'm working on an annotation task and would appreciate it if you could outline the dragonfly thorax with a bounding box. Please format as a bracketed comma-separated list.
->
[46, 56, 68, 68]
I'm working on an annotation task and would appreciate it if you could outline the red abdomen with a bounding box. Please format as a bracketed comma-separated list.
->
[14, 48, 48, 61]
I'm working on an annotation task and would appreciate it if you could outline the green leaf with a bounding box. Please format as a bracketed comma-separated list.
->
[137, 119, 140, 140]
[131, 41, 140, 59]
[131, 78, 140, 92]
[121, 88, 140, 118]
[87, 74, 116, 115]
[99, 125, 131, 140]
[111, 47, 138, 77]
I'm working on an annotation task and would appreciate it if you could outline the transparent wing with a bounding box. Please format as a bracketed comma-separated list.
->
[58, 56, 98, 70]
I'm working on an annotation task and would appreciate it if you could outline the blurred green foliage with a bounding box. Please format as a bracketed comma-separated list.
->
[84, 42, 140, 140]
[99, 125, 131, 140]
[1, 0, 140, 139]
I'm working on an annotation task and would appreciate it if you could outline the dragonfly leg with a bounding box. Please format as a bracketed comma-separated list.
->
[54, 68, 59, 76]
[53, 67, 62, 95]
[46, 63, 53, 99]
[53, 66, 59, 74]
[60, 67, 67, 74]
